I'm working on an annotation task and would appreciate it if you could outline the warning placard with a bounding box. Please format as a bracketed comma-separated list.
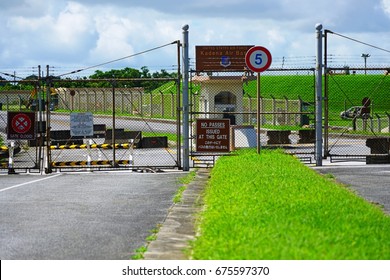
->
[7, 112, 36, 140]
[196, 119, 230, 152]
[70, 112, 94, 137]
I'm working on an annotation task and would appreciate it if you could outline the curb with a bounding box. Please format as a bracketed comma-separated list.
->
[143, 169, 210, 260]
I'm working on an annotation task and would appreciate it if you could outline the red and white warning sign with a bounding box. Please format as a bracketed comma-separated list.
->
[7, 112, 36, 140]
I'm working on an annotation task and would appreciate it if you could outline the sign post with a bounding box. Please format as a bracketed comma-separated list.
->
[245, 46, 272, 154]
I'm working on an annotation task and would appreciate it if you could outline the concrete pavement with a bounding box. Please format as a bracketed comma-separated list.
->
[143, 169, 209, 260]
[0, 171, 187, 259]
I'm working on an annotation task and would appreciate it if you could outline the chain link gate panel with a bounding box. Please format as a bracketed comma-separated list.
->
[1, 77, 182, 173]
[48, 78, 181, 172]
[0, 86, 47, 173]
[189, 69, 316, 167]
[324, 67, 390, 163]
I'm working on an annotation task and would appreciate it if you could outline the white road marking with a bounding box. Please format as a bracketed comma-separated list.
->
[0, 173, 62, 193]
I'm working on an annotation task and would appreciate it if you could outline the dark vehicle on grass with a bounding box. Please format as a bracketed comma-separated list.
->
[340, 106, 370, 120]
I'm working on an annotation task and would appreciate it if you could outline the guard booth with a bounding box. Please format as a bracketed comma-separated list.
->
[192, 75, 244, 125]
[300, 100, 314, 126]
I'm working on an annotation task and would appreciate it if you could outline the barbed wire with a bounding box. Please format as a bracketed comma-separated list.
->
[327, 30, 390, 54]
[57, 41, 178, 78]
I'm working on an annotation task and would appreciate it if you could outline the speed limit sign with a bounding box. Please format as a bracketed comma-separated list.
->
[245, 46, 272, 73]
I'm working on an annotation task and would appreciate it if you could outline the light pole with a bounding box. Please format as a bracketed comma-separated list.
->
[361, 53, 370, 75]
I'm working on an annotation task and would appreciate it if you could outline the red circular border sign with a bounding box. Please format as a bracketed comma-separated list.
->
[12, 113, 32, 134]
[245, 46, 272, 73]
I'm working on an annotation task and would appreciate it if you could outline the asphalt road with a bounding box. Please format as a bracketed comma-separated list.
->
[0, 170, 186, 260]
[313, 163, 390, 215]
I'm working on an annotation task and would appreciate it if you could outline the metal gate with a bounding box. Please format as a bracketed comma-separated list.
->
[189, 68, 317, 166]
[324, 67, 390, 163]
[0, 77, 182, 173]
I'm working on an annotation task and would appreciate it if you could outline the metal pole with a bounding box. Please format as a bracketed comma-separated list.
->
[37, 65, 43, 170]
[176, 40, 182, 170]
[182, 24, 190, 171]
[256, 73, 261, 154]
[323, 30, 329, 158]
[315, 24, 323, 166]
[362, 54, 370, 75]
[112, 81, 118, 167]
[45, 65, 52, 173]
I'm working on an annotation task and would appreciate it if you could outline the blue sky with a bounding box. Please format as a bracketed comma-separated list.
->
[1, 0, 390, 78]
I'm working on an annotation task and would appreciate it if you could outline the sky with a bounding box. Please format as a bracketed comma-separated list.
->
[1, 0, 390, 78]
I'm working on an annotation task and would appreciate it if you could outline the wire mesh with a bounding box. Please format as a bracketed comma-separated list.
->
[189, 69, 316, 165]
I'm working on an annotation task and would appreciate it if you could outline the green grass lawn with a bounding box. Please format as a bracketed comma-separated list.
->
[191, 149, 390, 260]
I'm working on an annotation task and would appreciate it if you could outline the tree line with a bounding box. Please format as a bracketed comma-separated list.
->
[0, 67, 177, 92]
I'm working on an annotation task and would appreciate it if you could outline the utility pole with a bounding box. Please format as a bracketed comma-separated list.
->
[361, 53, 370, 75]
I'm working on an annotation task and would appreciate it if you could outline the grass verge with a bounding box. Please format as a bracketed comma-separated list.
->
[173, 170, 196, 203]
[191, 149, 390, 260]
[131, 224, 162, 260]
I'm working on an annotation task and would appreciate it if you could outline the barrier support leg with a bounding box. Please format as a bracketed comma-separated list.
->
[8, 141, 16, 174]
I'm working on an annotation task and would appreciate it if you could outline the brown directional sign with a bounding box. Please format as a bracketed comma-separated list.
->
[7, 112, 36, 140]
[196, 119, 230, 152]
[195, 45, 254, 72]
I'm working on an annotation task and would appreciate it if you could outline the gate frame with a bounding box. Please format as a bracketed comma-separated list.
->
[189, 68, 317, 167]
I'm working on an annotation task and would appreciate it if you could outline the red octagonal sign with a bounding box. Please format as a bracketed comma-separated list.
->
[7, 112, 36, 140]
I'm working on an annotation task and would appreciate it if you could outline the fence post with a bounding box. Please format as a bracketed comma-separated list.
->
[121, 90, 125, 114]
[111, 81, 118, 167]
[182, 24, 190, 171]
[376, 113, 381, 132]
[284, 95, 289, 125]
[45, 65, 52, 174]
[139, 90, 143, 116]
[171, 91, 175, 118]
[386, 112, 390, 133]
[150, 92, 153, 116]
[160, 91, 164, 117]
[271, 95, 276, 125]
[315, 23, 323, 166]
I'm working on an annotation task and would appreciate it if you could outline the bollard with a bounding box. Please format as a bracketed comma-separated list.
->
[129, 139, 134, 171]
[87, 139, 92, 171]
[8, 141, 16, 174]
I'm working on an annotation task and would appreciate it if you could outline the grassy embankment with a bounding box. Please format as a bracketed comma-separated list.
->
[191, 149, 390, 260]
[243, 74, 390, 128]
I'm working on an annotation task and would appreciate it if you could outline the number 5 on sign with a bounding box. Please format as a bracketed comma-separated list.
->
[255, 53, 263, 65]
[245, 46, 272, 73]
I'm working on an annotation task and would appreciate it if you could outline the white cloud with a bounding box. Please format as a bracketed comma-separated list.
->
[381, 0, 390, 15]
[89, 15, 135, 62]
[53, 2, 93, 46]
[1, 0, 390, 75]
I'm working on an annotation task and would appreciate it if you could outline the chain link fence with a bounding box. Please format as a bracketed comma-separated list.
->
[2, 66, 390, 171]
[324, 66, 390, 162]
[0, 77, 182, 173]
[189, 69, 316, 166]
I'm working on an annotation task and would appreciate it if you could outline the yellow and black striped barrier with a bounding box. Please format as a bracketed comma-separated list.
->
[1, 146, 8, 152]
[50, 143, 133, 150]
[51, 160, 131, 167]
[1, 162, 8, 168]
